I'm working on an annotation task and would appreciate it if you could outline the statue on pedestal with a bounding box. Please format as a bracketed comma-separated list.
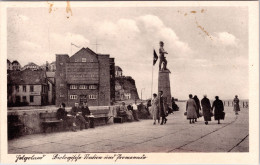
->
[159, 41, 169, 72]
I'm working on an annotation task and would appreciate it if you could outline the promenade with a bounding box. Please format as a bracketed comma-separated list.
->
[8, 103, 248, 153]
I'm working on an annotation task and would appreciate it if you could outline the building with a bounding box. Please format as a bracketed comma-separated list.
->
[11, 60, 21, 71]
[46, 72, 56, 105]
[114, 66, 139, 101]
[115, 66, 123, 77]
[7, 70, 48, 106]
[109, 58, 115, 103]
[22, 62, 40, 71]
[56, 47, 114, 107]
[49, 61, 56, 72]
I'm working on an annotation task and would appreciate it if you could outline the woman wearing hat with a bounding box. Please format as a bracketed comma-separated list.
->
[186, 94, 197, 124]
[201, 95, 212, 125]
[212, 96, 224, 124]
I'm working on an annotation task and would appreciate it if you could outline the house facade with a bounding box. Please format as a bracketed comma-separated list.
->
[56, 47, 113, 107]
[7, 70, 48, 106]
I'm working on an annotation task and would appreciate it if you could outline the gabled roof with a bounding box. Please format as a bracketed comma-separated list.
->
[46, 72, 55, 78]
[70, 47, 99, 62]
[8, 70, 47, 85]
[24, 62, 39, 67]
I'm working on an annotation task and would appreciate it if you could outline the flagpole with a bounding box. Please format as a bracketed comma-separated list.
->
[70, 43, 72, 55]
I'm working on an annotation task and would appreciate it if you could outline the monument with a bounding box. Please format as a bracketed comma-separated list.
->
[158, 41, 172, 104]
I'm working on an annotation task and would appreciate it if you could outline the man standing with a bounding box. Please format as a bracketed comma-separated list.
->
[158, 91, 167, 125]
[71, 102, 87, 130]
[132, 102, 139, 121]
[159, 41, 168, 71]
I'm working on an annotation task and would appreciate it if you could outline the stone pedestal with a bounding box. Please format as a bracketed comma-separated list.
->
[158, 70, 171, 104]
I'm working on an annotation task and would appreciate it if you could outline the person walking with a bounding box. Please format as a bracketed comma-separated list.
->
[201, 95, 212, 125]
[212, 96, 224, 124]
[186, 94, 197, 124]
[151, 93, 160, 125]
[193, 95, 201, 122]
[233, 95, 240, 115]
[158, 91, 167, 125]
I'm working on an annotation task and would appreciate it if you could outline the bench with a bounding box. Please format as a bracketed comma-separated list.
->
[39, 112, 63, 133]
[89, 107, 112, 127]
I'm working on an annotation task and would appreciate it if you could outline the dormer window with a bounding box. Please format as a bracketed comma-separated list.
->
[82, 58, 87, 62]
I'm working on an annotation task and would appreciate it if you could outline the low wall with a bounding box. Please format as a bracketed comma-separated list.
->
[8, 106, 117, 137]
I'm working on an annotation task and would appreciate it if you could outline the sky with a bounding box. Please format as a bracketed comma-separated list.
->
[7, 3, 249, 100]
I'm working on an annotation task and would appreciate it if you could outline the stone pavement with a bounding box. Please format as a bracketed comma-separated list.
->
[8, 103, 249, 153]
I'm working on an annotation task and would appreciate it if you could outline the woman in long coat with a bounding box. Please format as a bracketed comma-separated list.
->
[186, 94, 197, 124]
[193, 95, 201, 122]
[201, 95, 211, 125]
[233, 95, 240, 115]
[212, 96, 224, 124]
[151, 93, 160, 125]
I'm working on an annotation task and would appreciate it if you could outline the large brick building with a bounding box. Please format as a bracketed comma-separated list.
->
[56, 47, 114, 107]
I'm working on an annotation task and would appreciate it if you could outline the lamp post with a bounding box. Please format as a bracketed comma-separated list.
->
[141, 88, 145, 101]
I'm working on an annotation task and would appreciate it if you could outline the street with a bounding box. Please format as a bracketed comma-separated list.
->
[8, 103, 249, 153]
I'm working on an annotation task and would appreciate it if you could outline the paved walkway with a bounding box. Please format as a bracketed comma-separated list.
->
[8, 104, 248, 153]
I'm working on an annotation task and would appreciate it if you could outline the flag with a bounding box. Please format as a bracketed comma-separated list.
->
[153, 49, 158, 65]
[71, 43, 80, 48]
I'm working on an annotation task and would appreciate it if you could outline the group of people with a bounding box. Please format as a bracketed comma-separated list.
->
[117, 101, 153, 121]
[150, 91, 169, 125]
[56, 101, 92, 132]
[186, 94, 240, 125]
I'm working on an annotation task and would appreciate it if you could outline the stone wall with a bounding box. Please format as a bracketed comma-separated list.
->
[7, 106, 117, 137]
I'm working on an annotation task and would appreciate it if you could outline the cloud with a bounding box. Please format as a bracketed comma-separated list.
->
[212, 32, 239, 47]
[19, 41, 41, 50]
[50, 32, 90, 54]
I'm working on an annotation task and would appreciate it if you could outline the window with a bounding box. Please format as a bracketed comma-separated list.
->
[89, 85, 97, 89]
[23, 85, 26, 92]
[79, 85, 87, 89]
[70, 95, 77, 99]
[60, 84, 64, 87]
[15, 96, 21, 102]
[82, 58, 87, 62]
[60, 94, 64, 97]
[60, 62, 63, 65]
[70, 85, 77, 89]
[22, 96, 27, 102]
[89, 95, 97, 99]
[30, 96, 34, 102]
[15, 86, 19, 92]
[30, 85, 34, 92]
